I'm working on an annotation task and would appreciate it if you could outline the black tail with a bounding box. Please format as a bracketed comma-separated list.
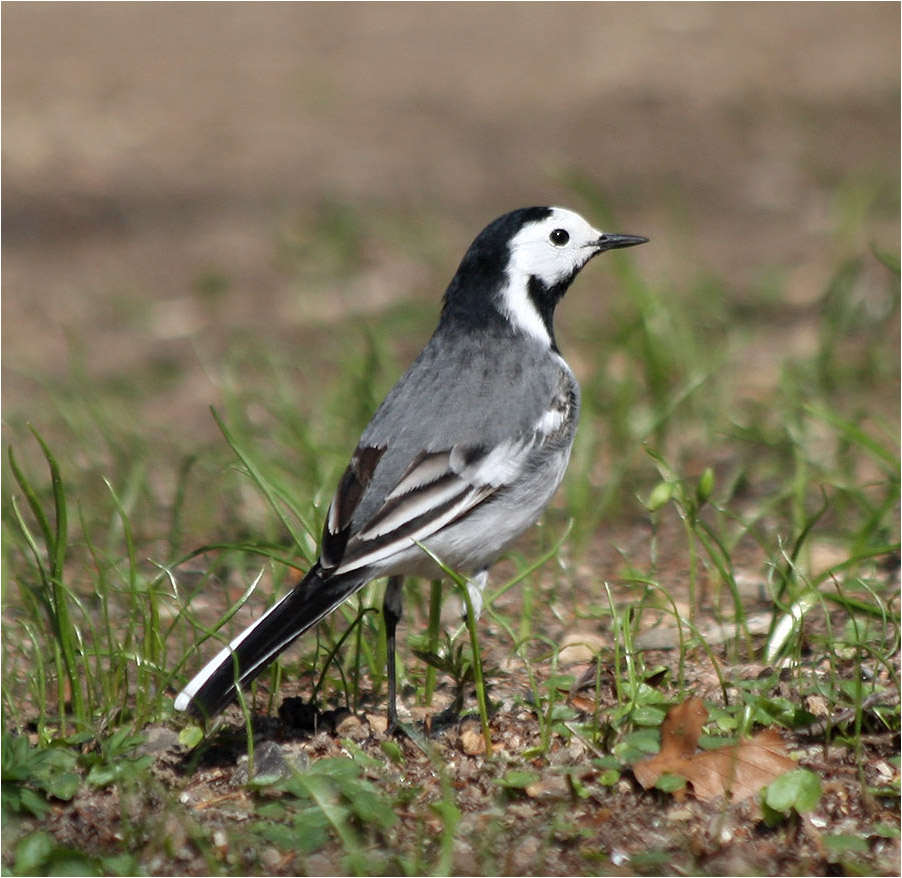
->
[174, 566, 367, 719]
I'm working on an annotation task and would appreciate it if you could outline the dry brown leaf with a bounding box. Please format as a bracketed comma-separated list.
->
[569, 694, 597, 713]
[634, 698, 796, 802]
[660, 696, 708, 759]
[670, 729, 796, 802]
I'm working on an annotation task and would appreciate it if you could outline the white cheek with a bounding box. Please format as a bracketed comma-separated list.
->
[513, 243, 582, 286]
[533, 247, 567, 284]
[499, 243, 587, 343]
[498, 272, 552, 345]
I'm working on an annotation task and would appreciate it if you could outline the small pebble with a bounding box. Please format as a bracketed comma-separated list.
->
[335, 711, 370, 741]
[234, 740, 290, 784]
[137, 726, 181, 755]
[260, 847, 283, 870]
[558, 630, 606, 664]
[458, 719, 487, 755]
[367, 713, 389, 735]
[525, 775, 569, 800]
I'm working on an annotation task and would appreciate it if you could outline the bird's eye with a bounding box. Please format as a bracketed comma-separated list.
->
[549, 228, 570, 247]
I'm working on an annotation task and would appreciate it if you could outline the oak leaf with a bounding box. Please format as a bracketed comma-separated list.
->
[633, 697, 796, 802]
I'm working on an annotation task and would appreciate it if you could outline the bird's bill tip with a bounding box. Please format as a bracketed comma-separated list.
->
[594, 233, 649, 252]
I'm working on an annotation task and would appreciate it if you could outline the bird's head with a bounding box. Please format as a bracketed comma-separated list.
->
[442, 206, 647, 349]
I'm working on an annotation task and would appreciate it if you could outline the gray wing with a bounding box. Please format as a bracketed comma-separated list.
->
[319, 330, 578, 577]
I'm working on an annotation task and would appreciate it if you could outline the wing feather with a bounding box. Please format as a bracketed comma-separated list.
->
[331, 436, 535, 575]
[319, 378, 576, 578]
[322, 445, 385, 573]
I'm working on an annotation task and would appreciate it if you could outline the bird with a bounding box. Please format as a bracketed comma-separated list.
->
[174, 206, 647, 725]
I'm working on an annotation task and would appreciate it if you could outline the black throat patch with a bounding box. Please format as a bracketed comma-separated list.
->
[527, 275, 570, 352]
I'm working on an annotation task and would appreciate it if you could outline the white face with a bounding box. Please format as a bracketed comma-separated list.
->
[506, 207, 604, 287]
[499, 207, 604, 346]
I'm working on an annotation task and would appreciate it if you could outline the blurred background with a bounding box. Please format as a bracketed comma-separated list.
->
[3, 4, 898, 442]
[2, 10, 899, 872]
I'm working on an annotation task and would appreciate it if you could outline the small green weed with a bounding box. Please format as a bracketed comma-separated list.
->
[1, 731, 79, 820]
[8, 830, 136, 878]
[761, 768, 823, 827]
[251, 757, 398, 875]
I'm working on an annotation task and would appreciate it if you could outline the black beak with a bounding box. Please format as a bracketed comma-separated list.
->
[594, 233, 649, 252]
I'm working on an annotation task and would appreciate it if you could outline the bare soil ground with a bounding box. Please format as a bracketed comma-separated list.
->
[2, 5, 899, 876]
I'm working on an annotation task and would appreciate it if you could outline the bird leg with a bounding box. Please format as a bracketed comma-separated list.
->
[382, 575, 405, 733]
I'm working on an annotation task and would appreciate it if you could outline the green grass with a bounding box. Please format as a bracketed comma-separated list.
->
[2, 183, 899, 875]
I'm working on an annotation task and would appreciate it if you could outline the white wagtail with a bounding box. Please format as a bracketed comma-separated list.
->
[174, 207, 647, 724]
